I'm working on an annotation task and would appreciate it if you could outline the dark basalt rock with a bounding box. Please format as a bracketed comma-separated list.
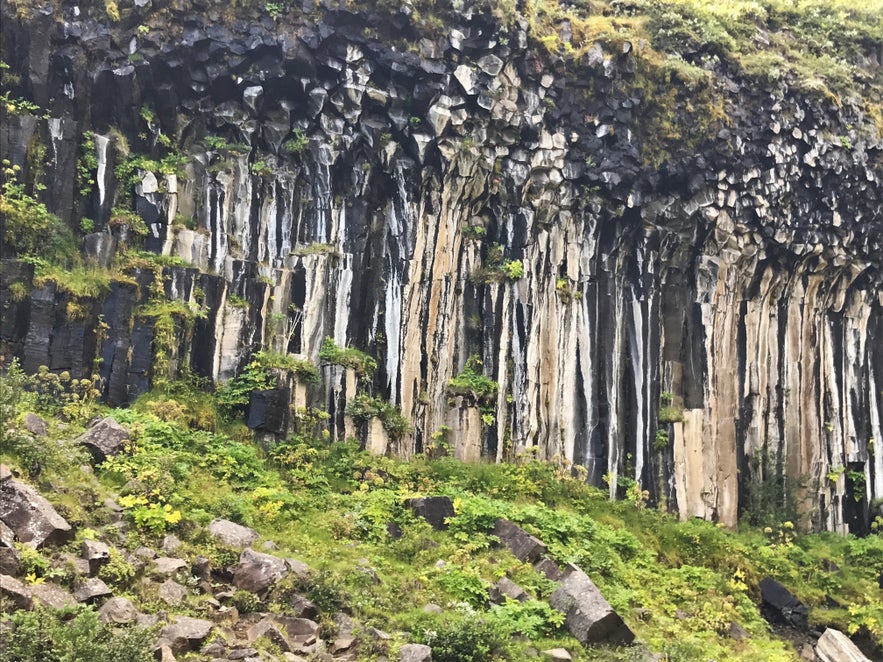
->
[549, 564, 635, 646]
[493, 518, 548, 563]
[406, 496, 455, 530]
[759, 577, 809, 630]
[0, 478, 73, 548]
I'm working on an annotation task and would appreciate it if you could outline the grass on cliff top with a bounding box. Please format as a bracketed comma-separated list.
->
[1, 367, 882, 660]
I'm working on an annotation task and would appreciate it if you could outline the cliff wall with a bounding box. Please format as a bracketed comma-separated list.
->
[2, 0, 881, 531]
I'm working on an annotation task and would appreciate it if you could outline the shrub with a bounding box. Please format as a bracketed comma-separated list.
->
[2, 606, 153, 662]
[319, 337, 377, 377]
[447, 355, 498, 404]
[346, 394, 411, 438]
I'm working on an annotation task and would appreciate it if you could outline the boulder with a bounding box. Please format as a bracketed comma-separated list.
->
[406, 496, 454, 530]
[542, 649, 573, 661]
[489, 577, 530, 603]
[158, 616, 214, 654]
[76, 417, 129, 463]
[399, 643, 433, 662]
[73, 576, 113, 602]
[0, 478, 72, 547]
[233, 548, 289, 593]
[248, 618, 294, 652]
[0, 573, 33, 609]
[549, 565, 635, 646]
[23, 413, 48, 437]
[815, 628, 871, 662]
[81, 538, 111, 574]
[0, 520, 20, 574]
[759, 577, 809, 629]
[493, 519, 548, 563]
[32, 582, 77, 609]
[154, 557, 188, 576]
[535, 557, 564, 581]
[159, 579, 188, 605]
[208, 519, 260, 549]
[98, 596, 139, 623]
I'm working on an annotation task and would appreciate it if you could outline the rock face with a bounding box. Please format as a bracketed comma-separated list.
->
[0, 478, 73, 547]
[0, 1, 881, 533]
[549, 565, 635, 646]
[399, 643, 433, 662]
[157, 616, 214, 654]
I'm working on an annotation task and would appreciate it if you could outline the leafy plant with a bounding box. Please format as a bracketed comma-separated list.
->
[346, 394, 412, 438]
[448, 355, 498, 404]
[318, 337, 377, 377]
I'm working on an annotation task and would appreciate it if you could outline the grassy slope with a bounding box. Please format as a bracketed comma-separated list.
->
[1, 375, 882, 661]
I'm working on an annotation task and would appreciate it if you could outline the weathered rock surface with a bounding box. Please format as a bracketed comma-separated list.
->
[0, 520, 20, 575]
[158, 616, 214, 654]
[32, 582, 77, 609]
[493, 519, 547, 562]
[0, 478, 72, 547]
[81, 538, 111, 574]
[0, 0, 881, 534]
[76, 417, 129, 462]
[208, 519, 260, 549]
[98, 596, 140, 623]
[815, 628, 871, 662]
[233, 548, 289, 593]
[73, 576, 113, 602]
[399, 643, 433, 662]
[407, 497, 455, 530]
[549, 565, 635, 646]
[0, 573, 33, 610]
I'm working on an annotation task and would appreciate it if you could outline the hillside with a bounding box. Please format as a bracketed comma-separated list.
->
[1, 367, 883, 660]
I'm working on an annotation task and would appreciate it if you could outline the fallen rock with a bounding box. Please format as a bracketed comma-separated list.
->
[159, 579, 189, 605]
[81, 538, 111, 574]
[98, 596, 140, 623]
[0, 478, 73, 547]
[0, 520, 20, 574]
[534, 557, 564, 581]
[549, 564, 635, 646]
[759, 577, 809, 629]
[158, 616, 214, 655]
[489, 577, 530, 603]
[233, 548, 289, 593]
[76, 417, 129, 463]
[331, 637, 354, 653]
[154, 557, 188, 576]
[542, 649, 573, 661]
[32, 582, 77, 609]
[208, 519, 260, 549]
[493, 519, 547, 563]
[24, 413, 48, 437]
[728, 621, 750, 641]
[0, 573, 33, 609]
[406, 496, 454, 530]
[73, 576, 112, 602]
[158, 644, 177, 662]
[399, 643, 432, 661]
[162, 534, 183, 554]
[815, 627, 871, 662]
[248, 618, 294, 652]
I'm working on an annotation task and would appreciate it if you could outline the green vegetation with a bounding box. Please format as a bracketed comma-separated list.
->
[448, 355, 498, 404]
[283, 128, 309, 154]
[0, 363, 882, 661]
[215, 350, 320, 417]
[346, 393, 412, 438]
[319, 336, 378, 377]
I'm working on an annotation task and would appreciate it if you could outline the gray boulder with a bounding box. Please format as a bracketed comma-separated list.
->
[98, 596, 140, 623]
[493, 519, 547, 563]
[159, 579, 188, 605]
[158, 616, 214, 654]
[76, 417, 129, 463]
[0, 520, 20, 575]
[32, 582, 77, 609]
[23, 413, 48, 437]
[73, 576, 113, 602]
[0, 573, 33, 609]
[207, 518, 260, 549]
[549, 564, 635, 646]
[233, 548, 289, 593]
[815, 628, 871, 662]
[489, 577, 530, 603]
[81, 538, 111, 574]
[399, 643, 432, 662]
[0, 477, 72, 548]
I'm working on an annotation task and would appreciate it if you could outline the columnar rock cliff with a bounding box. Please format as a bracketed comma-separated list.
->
[2, 0, 881, 532]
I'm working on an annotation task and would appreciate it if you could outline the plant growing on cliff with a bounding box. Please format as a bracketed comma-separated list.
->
[318, 337, 377, 377]
[346, 394, 411, 438]
[283, 129, 309, 154]
[448, 355, 498, 404]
